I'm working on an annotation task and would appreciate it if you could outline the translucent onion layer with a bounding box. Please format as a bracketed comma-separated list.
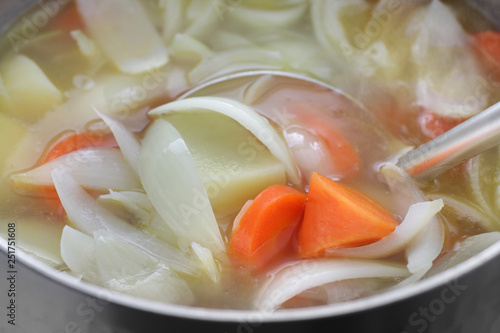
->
[255, 259, 409, 311]
[149, 97, 300, 184]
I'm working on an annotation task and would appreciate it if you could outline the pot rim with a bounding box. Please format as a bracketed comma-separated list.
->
[1, 236, 499, 323]
[1, 0, 500, 325]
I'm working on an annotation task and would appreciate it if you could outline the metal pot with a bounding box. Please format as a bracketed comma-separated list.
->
[1, 1, 500, 332]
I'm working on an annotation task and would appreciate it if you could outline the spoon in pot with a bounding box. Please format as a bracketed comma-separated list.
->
[182, 70, 500, 182]
[396, 101, 500, 181]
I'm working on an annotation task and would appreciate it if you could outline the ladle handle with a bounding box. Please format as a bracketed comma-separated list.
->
[397, 102, 500, 181]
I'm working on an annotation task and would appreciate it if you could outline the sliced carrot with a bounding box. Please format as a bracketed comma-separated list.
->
[418, 109, 467, 140]
[229, 184, 307, 271]
[43, 131, 117, 163]
[297, 172, 398, 258]
[287, 100, 360, 179]
[48, 3, 85, 32]
[41, 131, 117, 214]
[474, 30, 500, 73]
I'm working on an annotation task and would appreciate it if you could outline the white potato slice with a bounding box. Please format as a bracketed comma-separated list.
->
[163, 111, 286, 218]
[0, 54, 63, 121]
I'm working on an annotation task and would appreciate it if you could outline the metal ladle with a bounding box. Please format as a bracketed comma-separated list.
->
[183, 70, 500, 182]
[397, 101, 500, 181]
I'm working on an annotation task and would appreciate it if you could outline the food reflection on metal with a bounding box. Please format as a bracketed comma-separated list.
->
[397, 101, 500, 181]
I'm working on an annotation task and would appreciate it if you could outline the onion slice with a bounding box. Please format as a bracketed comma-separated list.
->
[283, 124, 335, 182]
[52, 167, 199, 275]
[379, 163, 445, 275]
[311, 0, 365, 54]
[191, 242, 220, 283]
[93, 230, 195, 305]
[254, 259, 409, 311]
[98, 190, 153, 228]
[411, 0, 488, 118]
[322, 279, 384, 304]
[60, 225, 99, 283]
[187, 48, 282, 85]
[226, 2, 308, 29]
[93, 107, 141, 174]
[11, 148, 140, 191]
[427, 193, 493, 227]
[149, 97, 300, 185]
[160, 0, 184, 44]
[405, 214, 444, 274]
[76, 0, 169, 74]
[170, 34, 213, 61]
[428, 232, 500, 277]
[138, 119, 225, 255]
[61, 225, 195, 305]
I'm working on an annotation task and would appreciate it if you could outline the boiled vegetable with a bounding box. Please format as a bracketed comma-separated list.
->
[76, 0, 169, 74]
[11, 148, 139, 192]
[61, 225, 195, 305]
[139, 119, 225, 255]
[149, 97, 300, 185]
[160, 0, 184, 44]
[43, 131, 117, 163]
[412, 0, 489, 118]
[52, 167, 199, 275]
[191, 242, 220, 283]
[284, 101, 360, 180]
[297, 172, 399, 258]
[474, 30, 500, 72]
[70, 30, 97, 58]
[94, 230, 194, 304]
[0, 54, 63, 121]
[326, 199, 444, 259]
[94, 107, 141, 174]
[225, 0, 308, 30]
[98, 190, 153, 228]
[229, 184, 307, 270]
[0, 114, 27, 201]
[170, 34, 213, 61]
[60, 225, 99, 282]
[379, 163, 445, 276]
[49, 3, 85, 31]
[187, 48, 283, 84]
[163, 111, 286, 218]
[255, 259, 409, 311]
[428, 232, 500, 276]
[418, 110, 467, 139]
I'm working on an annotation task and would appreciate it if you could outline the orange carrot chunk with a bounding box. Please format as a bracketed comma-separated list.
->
[41, 131, 118, 214]
[48, 3, 86, 32]
[43, 131, 117, 163]
[229, 184, 307, 271]
[418, 109, 467, 140]
[287, 100, 360, 178]
[297, 172, 398, 258]
[474, 30, 500, 73]
[303, 115, 360, 177]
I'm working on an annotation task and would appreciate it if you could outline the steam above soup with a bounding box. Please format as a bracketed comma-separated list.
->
[1, 0, 500, 310]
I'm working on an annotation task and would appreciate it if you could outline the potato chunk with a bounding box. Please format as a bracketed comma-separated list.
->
[0, 113, 28, 200]
[165, 112, 286, 218]
[0, 54, 63, 121]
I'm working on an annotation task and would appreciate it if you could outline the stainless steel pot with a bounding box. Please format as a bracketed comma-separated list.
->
[1, 1, 500, 332]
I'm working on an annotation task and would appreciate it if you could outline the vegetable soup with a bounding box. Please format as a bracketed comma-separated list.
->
[1, 0, 500, 310]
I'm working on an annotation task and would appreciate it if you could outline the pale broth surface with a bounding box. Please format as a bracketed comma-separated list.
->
[0, 0, 499, 310]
